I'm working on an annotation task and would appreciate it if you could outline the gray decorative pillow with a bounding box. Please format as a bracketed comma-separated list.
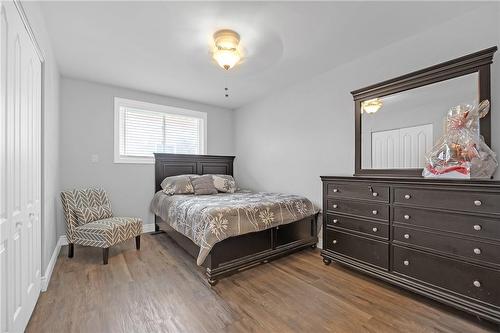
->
[74, 204, 113, 225]
[161, 174, 198, 195]
[190, 175, 218, 195]
[212, 175, 237, 193]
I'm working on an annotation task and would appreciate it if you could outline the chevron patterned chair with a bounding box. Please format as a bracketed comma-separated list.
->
[60, 188, 143, 265]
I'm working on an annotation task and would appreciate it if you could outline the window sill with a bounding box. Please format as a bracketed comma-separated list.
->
[114, 157, 155, 164]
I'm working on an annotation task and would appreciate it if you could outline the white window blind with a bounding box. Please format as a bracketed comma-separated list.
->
[114, 98, 206, 163]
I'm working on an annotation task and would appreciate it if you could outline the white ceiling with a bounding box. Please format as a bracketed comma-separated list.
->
[40, 1, 486, 109]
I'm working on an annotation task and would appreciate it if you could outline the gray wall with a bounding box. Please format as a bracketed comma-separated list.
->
[23, 2, 61, 274]
[233, 4, 500, 209]
[59, 77, 234, 234]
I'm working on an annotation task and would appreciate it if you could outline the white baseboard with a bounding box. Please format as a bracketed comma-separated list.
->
[41, 235, 67, 292]
[142, 223, 155, 233]
[41, 225, 154, 292]
[59, 235, 68, 246]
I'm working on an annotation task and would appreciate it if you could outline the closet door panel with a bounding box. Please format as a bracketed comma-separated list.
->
[0, 5, 8, 332]
[1, 2, 42, 332]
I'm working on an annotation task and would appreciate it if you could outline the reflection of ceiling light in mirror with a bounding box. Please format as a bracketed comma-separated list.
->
[212, 29, 242, 70]
[362, 98, 383, 114]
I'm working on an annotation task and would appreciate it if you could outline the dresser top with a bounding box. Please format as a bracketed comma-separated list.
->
[320, 175, 500, 187]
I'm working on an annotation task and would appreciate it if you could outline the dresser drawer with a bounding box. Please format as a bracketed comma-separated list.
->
[325, 229, 388, 270]
[326, 214, 388, 240]
[393, 245, 500, 307]
[326, 198, 388, 221]
[326, 182, 389, 202]
[393, 206, 500, 240]
[393, 226, 500, 267]
[394, 187, 500, 214]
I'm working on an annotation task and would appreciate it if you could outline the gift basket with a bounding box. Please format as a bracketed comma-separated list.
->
[422, 100, 498, 179]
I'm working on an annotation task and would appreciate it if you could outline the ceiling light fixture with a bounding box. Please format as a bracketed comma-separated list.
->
[361, 98, 383, 114]
[212, 29, 241, 70]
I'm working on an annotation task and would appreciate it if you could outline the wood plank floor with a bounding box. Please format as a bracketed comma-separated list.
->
[27, 233, 498, 333]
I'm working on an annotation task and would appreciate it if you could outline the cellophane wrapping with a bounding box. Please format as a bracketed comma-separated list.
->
[422, 100, 498, 179]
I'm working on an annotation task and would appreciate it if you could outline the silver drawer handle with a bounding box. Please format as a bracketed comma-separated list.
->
[332, 219, 338, 224]
[404, 214, 410, 220]
[473, 280, 481, 288]
[473, 224, 482, 231]
[372, 210, 378, 215]
[403, 260, 410, 266]
[372, 192, 378, 197]
[333, 204, 338, 209]
[332, 240, 337, 244]
[404, 194, 411, 200]
[473, 248, 482, 255]
[333, 188, 339, 193]
[372, 227, 378, 232]
[474, 200, 482, 206]
[404, 234, 410, 239]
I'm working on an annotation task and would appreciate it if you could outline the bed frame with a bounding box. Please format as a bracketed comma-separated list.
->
[153, 153, 318, 286]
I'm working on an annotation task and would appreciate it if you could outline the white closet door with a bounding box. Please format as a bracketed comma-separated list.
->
[371, 124, 433, 169]
[371, 128, 401, 169]
[1, 1, 42, 332]
[400, 124, 433, 168]
[0, 4, 8, 332]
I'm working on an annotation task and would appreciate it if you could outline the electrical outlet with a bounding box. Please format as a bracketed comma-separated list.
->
[91, 154, 99, 163]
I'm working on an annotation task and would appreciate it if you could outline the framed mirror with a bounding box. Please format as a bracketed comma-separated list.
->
[352, 46, 497, 177]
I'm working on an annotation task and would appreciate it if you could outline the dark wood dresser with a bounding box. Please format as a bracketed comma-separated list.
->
[321, 176, 500, 323]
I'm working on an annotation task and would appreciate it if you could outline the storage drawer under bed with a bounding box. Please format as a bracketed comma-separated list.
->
[276, 216, 316, 248]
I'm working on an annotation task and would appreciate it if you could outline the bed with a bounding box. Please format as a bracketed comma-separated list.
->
[152, 153, 319, 286]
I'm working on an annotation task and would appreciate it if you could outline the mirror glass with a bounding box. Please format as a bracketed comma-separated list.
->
[361, 73, 479, 169]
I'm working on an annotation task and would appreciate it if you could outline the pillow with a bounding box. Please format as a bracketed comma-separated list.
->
[212, 175, 237, 193]
[161, 174, 198, 195]
[190, 175, 218, 195]
[74, 204, 113, 225]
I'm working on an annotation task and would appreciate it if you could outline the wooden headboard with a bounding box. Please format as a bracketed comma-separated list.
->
[154, 153, 235, 192]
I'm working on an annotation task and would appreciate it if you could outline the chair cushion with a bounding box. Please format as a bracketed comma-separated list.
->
[74, 204, 113, 225]
[73, 217, 143, 248]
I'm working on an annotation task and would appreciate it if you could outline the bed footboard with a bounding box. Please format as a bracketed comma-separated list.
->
[157, 214, 318, 286]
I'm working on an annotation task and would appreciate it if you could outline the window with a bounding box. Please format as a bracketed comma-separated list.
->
[114, 97, 207, 163]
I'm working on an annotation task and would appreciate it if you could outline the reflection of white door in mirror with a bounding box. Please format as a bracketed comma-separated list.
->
[361, 73, 477, 170]
[371, 124, 433, 169]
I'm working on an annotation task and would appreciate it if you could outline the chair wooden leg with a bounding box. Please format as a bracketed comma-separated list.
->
[135, 235, 140, 250]
[68, 243, 74, 258]
[103, 248, 109, 265]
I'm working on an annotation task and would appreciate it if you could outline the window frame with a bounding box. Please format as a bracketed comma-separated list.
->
[113, 97, 207, 164]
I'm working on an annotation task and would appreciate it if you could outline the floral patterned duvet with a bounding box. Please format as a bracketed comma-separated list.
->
[150, 190, 318, 265]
